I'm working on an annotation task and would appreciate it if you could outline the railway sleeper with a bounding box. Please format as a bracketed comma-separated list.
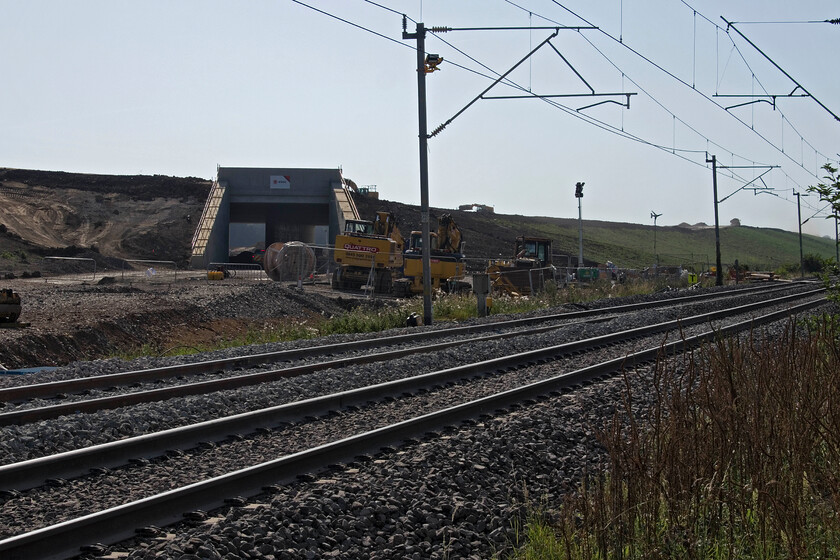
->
[136, 525, 164, 537]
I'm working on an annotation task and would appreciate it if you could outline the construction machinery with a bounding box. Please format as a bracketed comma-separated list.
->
[332, 211, 404, 293]
[0, 289, 21, 323]
[486, 236, 554, 296]
[394, 213, 468, 297]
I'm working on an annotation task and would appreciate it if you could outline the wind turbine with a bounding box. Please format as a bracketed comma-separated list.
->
[651, 211, 662, 264]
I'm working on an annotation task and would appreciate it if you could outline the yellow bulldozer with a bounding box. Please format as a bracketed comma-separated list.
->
[394, 213, 468, 297]
[332, 211, 404, 293]
[487, 236, 554, 296]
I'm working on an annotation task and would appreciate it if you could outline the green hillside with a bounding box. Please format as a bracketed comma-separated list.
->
[353, 194, 838, 272]
[478, 216, 836, 271]
[565, 222, 837, 271]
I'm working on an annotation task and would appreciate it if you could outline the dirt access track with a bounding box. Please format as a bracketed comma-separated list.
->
[0, 275, 361, 370]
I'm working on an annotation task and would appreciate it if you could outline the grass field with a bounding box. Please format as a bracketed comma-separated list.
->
[495, 217, 836, 271]
[353, 195, 838, 272]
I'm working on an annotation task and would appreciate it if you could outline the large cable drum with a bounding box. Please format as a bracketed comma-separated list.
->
[263, 241, 316, 282]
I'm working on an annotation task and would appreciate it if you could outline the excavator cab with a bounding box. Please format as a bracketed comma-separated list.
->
[344, 220, 374, 235]
[333, 212, 404, 293]
[487, 236, 554, 296]
[406, 231, 439, 254]
[395, 214, 468, 297]
[514, 237, 552, 267]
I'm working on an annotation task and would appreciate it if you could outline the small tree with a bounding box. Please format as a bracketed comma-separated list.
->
[808, 164, 840, 216]
[808, 163, 840, 303]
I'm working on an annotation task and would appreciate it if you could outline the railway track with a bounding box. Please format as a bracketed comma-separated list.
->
[0, 282, 811, 421]
[0, 284, 827, 559]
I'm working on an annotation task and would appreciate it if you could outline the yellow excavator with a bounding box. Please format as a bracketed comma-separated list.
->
[394, 213, 468, 297]
[332, 211, 405, 293]
[332, 211, 468, 296]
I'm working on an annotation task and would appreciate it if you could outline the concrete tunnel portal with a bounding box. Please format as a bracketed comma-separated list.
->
[190, 167, 359, 270]
[229, 202, 330, 252]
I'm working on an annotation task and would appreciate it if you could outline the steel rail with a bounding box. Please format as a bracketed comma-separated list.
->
[0, 282, 802, 403]
[0, 289, 824, 491]
[0, 316, 607, 426]
[0, 297, 825, 560]
[0, 288, 822, 427]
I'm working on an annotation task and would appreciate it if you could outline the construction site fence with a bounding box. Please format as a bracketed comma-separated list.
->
[33, 258, 182, 285]
[119, 260, 179, 284]
[489, 265, 699, 288]
[42, 256, 98, 283]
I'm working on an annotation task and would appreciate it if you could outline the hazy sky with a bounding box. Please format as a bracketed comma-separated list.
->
[2, 1, 838, 238]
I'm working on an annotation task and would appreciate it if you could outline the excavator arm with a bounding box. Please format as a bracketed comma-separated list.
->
[436, 213, 462, 254]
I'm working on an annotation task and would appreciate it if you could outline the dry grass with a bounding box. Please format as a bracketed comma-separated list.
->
[514, 316, 840, 559]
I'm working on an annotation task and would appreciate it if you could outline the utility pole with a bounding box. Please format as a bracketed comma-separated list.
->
[794, 190, 804, 279]
[707, 155, 723, 286]
[708, 161, 777, 285]
[403, 20, 434, 325]
[399, 20, 622, 308]
[575, 182, 584, 267]
[835, 214, 839, 264]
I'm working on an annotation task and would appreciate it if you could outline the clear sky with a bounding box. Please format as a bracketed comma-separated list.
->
[2, 1, 838, 238]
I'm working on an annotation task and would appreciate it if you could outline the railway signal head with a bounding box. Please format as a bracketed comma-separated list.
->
[575, 182, 584, 198]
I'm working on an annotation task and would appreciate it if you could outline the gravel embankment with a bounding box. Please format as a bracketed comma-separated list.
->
[99, 318, 792, 560]
[0, 286, 820, 464]
[0, 285, 829, 557]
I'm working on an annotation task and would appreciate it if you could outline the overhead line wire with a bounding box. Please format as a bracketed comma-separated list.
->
[420, 30, 722, 161]
[509, 0, 832, 187]
[296, 0, 775, 186]
[541, 0, 831, 179]
[723, 30, 825, 170]
[503, 0, 768, 167]
[357, 0, 717, 160]
[289, 0, 516, 85]
[294, 0, 803, 195]
[357, 0, 777, 175]
[683, 1, 837, 166]
[362, 0, 415, 22]
[729, 19, 840, 25]
[505, 0, 836, 195]
[720, 15, 840, 124]
[289, 0, 412, 50]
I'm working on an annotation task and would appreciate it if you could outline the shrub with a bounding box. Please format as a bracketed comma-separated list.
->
[803, 252, 828, 274]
